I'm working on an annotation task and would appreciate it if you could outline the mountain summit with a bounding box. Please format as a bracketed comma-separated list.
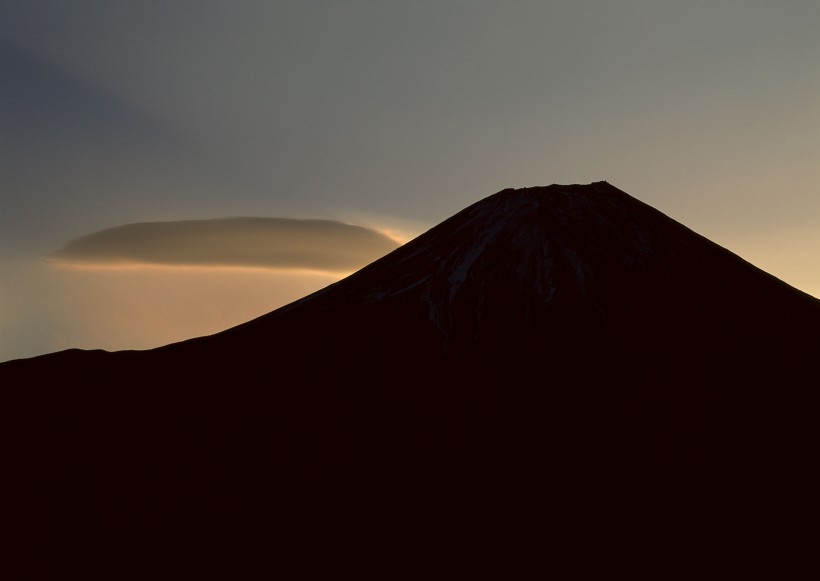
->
[4, 182, 819, 575]
[218, 181, 819, 352]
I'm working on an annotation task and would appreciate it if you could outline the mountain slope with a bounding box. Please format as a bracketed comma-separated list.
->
[3, 182, 819, 576]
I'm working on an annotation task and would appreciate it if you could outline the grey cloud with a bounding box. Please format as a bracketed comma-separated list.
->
[53, 218, 401, 272]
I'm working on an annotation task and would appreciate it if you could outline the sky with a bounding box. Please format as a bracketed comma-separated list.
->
[1, 1, 819, 362]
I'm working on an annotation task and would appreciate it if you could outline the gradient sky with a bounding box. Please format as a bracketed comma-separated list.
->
[2, 1, 819, 362]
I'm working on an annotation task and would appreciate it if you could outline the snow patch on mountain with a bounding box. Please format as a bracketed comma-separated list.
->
[446, 219, 508, 302]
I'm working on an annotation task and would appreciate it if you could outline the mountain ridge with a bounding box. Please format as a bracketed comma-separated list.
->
[188, 181, 819, 355]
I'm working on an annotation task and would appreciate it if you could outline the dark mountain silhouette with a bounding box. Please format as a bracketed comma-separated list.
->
[3, 182, 819, 577]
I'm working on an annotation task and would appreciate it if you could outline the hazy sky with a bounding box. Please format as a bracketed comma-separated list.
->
[2, 1, 819, 361]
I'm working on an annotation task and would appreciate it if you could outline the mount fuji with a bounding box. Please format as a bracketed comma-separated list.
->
[4, 182, 818, 575]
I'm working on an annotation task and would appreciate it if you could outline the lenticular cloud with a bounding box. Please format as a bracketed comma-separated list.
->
[52, 217, 401, 272]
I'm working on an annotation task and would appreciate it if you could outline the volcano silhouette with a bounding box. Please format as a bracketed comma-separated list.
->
[4, 182, 819, 576]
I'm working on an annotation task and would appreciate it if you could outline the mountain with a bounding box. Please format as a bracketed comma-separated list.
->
[3, 182, 819, 576]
